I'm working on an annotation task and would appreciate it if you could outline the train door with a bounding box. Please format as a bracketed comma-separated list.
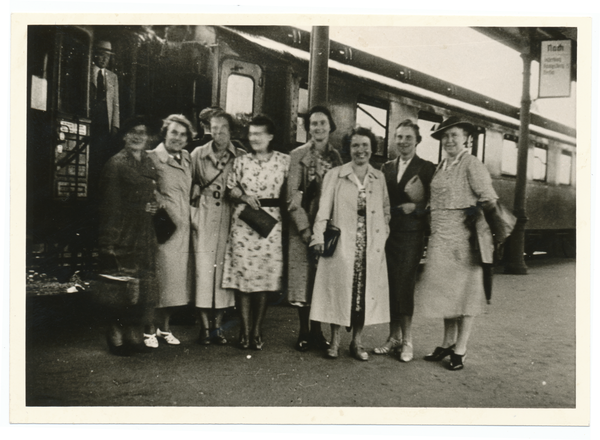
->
[219, 58, 264, 123]
[27, 26, 95, 272]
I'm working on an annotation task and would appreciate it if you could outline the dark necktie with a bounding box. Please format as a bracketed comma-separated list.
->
[97, 70, 105, 100]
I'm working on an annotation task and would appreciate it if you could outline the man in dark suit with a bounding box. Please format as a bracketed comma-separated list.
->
[374, 119, 436, 362]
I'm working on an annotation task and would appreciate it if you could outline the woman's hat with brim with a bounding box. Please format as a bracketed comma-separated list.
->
[431, 116, 476, 140]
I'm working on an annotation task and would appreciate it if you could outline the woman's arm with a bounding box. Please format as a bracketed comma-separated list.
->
[466, 156, 498, 208]
[310, 166, 337, 248]
[287, 148, 311, 234]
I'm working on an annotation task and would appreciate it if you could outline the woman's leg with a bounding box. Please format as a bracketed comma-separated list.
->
[454, 315, 474, 355]
[327, 324, 341, 358]
[350, 320, 369, 361]
[298, 306, 311, 335]
[213, 308, 228, 344]
[250, 292, 269, 349]
[197, 307, 212, 344]
[236, 291, 251, 348]
[442, 318, 459, 347]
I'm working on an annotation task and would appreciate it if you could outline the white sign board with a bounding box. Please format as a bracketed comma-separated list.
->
[539, 40, 572, 98]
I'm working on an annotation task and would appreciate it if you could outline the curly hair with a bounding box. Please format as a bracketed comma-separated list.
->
[342, 126, 378, 152]
[160, 114, 195, 143]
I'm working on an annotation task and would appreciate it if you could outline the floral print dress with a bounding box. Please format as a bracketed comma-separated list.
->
[222, 151, 290, 293]
[351, 179, 367, 313]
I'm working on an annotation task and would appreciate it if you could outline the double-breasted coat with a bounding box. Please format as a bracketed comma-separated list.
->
[190, 141, 245, 308]
[309, 163, 391, 327]
[286, 141, 343, 304]
[147, 143, 192, 308]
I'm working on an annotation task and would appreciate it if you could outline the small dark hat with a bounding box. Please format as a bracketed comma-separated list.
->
[431, 116, 475, 140]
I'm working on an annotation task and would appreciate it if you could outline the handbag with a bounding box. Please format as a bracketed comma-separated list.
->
[322, 222, 341, 257]
[404, 174, 425, 203]
[239, 205, 278, 238]
[153, 207, 177, 244]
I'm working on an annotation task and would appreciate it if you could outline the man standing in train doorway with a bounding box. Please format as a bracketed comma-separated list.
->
[89, 39, 120, 190]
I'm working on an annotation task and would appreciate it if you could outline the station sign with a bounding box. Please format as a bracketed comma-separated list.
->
[539, 40, 572, 98]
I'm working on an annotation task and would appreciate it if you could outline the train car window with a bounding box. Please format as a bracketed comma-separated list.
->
[501, 135, 518, 176]
[225, 74, 254, 122]
[417, 111, 443, 164]
[356, 100, 388, 157]
[295, 86, 309, 144]
[558, 151, 572, 185]
[532, 143, 548, 182]
[471, 129, 486, 163]
[57, 30, 89, 116]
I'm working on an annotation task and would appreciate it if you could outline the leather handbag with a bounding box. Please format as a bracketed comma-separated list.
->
[239, 205, 278, 238]
[322, 222, 341, 257]
[153, 207, 177, 244]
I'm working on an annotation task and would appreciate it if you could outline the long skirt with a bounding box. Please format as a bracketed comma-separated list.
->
[415, 209, 485, 318]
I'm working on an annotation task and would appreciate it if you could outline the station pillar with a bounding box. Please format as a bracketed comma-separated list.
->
[308, 26, 330, 107]
[505, 35, 533, 275]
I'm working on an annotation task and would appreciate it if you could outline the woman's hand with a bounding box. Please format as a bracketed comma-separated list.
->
[287, 191, 303, 212]
[300, 228, 312, 244]
[399, 202, 416, 214]
[242, 194, 261, 210]
[145, 202, 158, 214]
[311, 243, 324, 256]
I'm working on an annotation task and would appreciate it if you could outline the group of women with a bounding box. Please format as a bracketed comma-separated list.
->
[97, 106, 499, 372]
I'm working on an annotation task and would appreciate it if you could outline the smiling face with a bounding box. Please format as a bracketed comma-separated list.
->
[308, 112, 331, 143]
[441, 126, 469, 159]
[164, 121, 189, 154]
[350, 134, 372, 166]
[248, 124, 273, 153]
[394, 126, 419, 161]
[210, 116, 231, 149]
[123, 125, 149, 152]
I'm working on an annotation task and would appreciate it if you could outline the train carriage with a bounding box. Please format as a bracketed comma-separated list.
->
[26, 24, 576, 276]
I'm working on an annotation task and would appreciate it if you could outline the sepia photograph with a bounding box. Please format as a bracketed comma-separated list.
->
[7, 5, 594, 435]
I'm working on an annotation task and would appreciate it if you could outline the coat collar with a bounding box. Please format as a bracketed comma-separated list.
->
[150, 143, 190, 169]
[198, 140, 239, 163]
[338, 162, 380, 180]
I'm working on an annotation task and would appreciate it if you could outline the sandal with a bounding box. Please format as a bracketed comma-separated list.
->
[238, 334, 250, 350]
[251, 335, 264, 351]
[373, 337, 402, 355]
[350, 341, 369, 361]
[157, 329, 181, 345]
[399, 341, 414, 362]
[423, 344, 455, 362]
[295, 332, 310, 352]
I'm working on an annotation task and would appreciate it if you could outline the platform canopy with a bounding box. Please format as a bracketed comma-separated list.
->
[473, 27, 577, 81]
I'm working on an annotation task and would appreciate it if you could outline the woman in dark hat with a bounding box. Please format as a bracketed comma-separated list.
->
[97, 115, 159, 355]
[415, 116, 498, 370]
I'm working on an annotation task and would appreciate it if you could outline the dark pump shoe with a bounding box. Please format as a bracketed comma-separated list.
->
[423, 344, 456, 362]
[447, 351, 467, 371]
[295, 333, 310, 352]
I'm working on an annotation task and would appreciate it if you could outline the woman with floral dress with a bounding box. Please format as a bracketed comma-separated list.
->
[222, 115, 290, 350]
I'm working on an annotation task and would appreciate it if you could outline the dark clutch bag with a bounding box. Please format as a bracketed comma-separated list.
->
[153, 207, 177, 244]
[239, 205, 278, 238]
[322, 223, 341, 257]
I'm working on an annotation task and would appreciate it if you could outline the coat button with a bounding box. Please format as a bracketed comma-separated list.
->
[376, 229, 379, 233]
[371, 210, 375, 214]
[216, 202, 221, 206]
[216, 184, 221, 190]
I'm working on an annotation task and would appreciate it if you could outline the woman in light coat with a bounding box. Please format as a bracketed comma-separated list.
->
[190, 111, 245, 345]
[310, 127, 390, 361]
[145, 114, 194, 348]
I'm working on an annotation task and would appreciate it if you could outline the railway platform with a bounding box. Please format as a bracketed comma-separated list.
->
[21, 256, 577, 414]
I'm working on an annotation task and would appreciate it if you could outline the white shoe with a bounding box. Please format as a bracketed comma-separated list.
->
[157, 329, 180, 345]
[143, 333, 159, 348]
[400, 341, 414, 362]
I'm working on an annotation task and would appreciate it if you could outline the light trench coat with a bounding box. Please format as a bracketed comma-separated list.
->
[147, 143, 192, 308]
[190, 141, 245, 308]
[309, 163, 391, 327]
